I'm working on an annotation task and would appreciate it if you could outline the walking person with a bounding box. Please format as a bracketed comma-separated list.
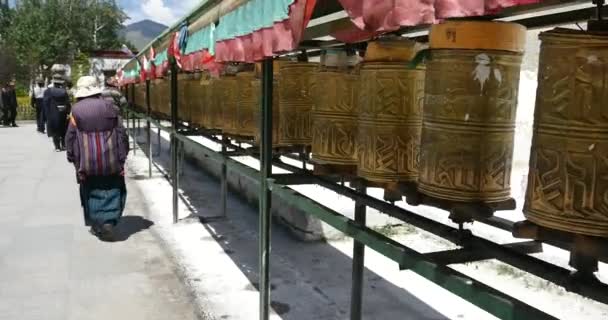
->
[44, 74, 71, 151]
[1, 80, 18, 127]
[31, 78, 46, 133]
[65, 76, 129, 241]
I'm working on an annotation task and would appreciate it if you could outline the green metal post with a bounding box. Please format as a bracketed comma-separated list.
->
[157, 126, 161, 157]
[259, 58, 273, 320]
[221, 136, 228, 217]
[170, 62, 179, 224]
[125, 87, 130, 143]
[131, 84, 137, 155]
[146, 79, 152, 178]
[351, 185, 367, 320]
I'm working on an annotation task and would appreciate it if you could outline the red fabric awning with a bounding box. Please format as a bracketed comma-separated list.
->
[337, 0, 538, 34]
[214, 0, 317, 62]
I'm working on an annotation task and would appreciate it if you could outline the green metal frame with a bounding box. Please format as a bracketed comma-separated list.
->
[123, 105, 560, 320]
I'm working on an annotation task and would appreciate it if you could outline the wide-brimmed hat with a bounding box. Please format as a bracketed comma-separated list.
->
[74, 76, 102, 98]
[51, 74, 65, 84]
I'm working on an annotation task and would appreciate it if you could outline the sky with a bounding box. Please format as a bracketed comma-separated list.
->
[119, 0, 202, 26]
[7, 0, 199, 26]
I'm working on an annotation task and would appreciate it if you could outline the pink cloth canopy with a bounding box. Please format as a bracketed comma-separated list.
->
[337, 0, 538, 34]
[214, 0, 317, 62]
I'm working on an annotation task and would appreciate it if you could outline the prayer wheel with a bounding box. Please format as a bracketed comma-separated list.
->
[357, 39, 425, 183]
[135, 83, 145, 110]
[252, 78, 281, 146]
[311, 51, 360, 165]
[157, 78, 171, 118]
[278, 62, 318, 146]
[524, 28, 608, 237]
[199, 76, 213, 128]
[235, 72, 258, 138]
[189, 73, 203, 128]
[149, 80, 159, 114]
[219, 76, 239, 135]
[178, 74, 192, 123]
[418, 21, 526, 202]
[151, 79, 167, 117]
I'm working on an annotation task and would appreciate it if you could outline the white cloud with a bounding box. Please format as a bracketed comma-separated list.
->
[124, 0, 200, 26]
[141, 0, 178, 25]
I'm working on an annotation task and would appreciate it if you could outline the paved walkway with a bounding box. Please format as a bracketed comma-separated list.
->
[0, 123, 202, 320]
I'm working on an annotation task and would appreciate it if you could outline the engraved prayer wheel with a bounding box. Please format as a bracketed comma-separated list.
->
[209, 78, 224, 130]
[524, 29, 608, 237]
[135, 83, 145, 110]
[201, 77, 219, 129]
[150, 80, 159, 114]
[178, 74, 192, 123]
[418, 21, 526, 202]
[357, 40, 425, 183]
[311, 56, 359, 165]
[219, 76, 239, 135]
[278, 62, 318, 146]
[236, 72, 258, 138]
[150, 79, 163, 115]
[252, 78, 281, 146]
[157, 78, 171, 118]
[189, 73, 203, 128]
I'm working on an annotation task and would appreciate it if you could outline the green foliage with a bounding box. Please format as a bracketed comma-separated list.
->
[5, 0, 130, 73]
[72, 52, 92, 83]
[17, 96, 35, 121]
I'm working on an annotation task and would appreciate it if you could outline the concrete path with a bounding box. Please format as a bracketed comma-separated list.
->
[0, 123, 203, 320]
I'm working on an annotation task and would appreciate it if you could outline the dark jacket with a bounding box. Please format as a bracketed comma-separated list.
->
[43, 86, 71, 137]
[1, 88, 18, 110]
[65, 97, 129, 176]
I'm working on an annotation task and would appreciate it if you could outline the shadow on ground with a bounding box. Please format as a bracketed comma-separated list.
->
[130, 127, 448, 320]
[106, 215, 155, 242]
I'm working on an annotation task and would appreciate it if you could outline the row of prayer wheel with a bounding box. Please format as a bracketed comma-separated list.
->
[131, 21, 608, 238]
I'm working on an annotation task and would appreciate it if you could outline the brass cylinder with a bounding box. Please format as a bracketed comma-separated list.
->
[135, 83, 145, 111]
[209, 79, 223, 130]
[252, 79, 280, 146]
[199, 77, 213, 128]
[278, 62, 317, 146]
[524, 29, 608, 237]
[418, 21, 525, 203]
[312, 70, 359, 165]
[357, 63, 425, 182]
[236, 72, 258, 138]
[157, 79, 170, 118]
[150, 80, 159, 114]
[219, 76, 239, 135]
[178, 74, 191, 123]
[189, 73, 203, 128]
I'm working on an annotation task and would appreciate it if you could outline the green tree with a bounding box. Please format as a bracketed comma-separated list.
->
[6, 0, 129, 74]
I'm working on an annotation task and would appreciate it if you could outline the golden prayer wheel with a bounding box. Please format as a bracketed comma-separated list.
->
[134, 83, 145, 110]
[189, 73, 204, 128]
[156, 79, 171, 118]
[198, 77, 213, 128]
[194, 73, 210, 128]
[357, 40, 425, 183]
[252, 78, 281, 146]
[278, 62, 318, 146]
[218, 76, 239, 135]
[418, 21, 526, 202]
[311, 65, 359, 165]
[235, 72, 258, 138]
[524, 29, 608, 237]
[207, 78, 224, 130]
[178, 74, 191, 123]
[150, 79, 164, 115]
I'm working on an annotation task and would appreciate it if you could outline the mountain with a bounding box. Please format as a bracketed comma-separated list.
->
[122, 20, 168, 51]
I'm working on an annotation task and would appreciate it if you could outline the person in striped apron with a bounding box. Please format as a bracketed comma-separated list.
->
[65, 76, 129, 241]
